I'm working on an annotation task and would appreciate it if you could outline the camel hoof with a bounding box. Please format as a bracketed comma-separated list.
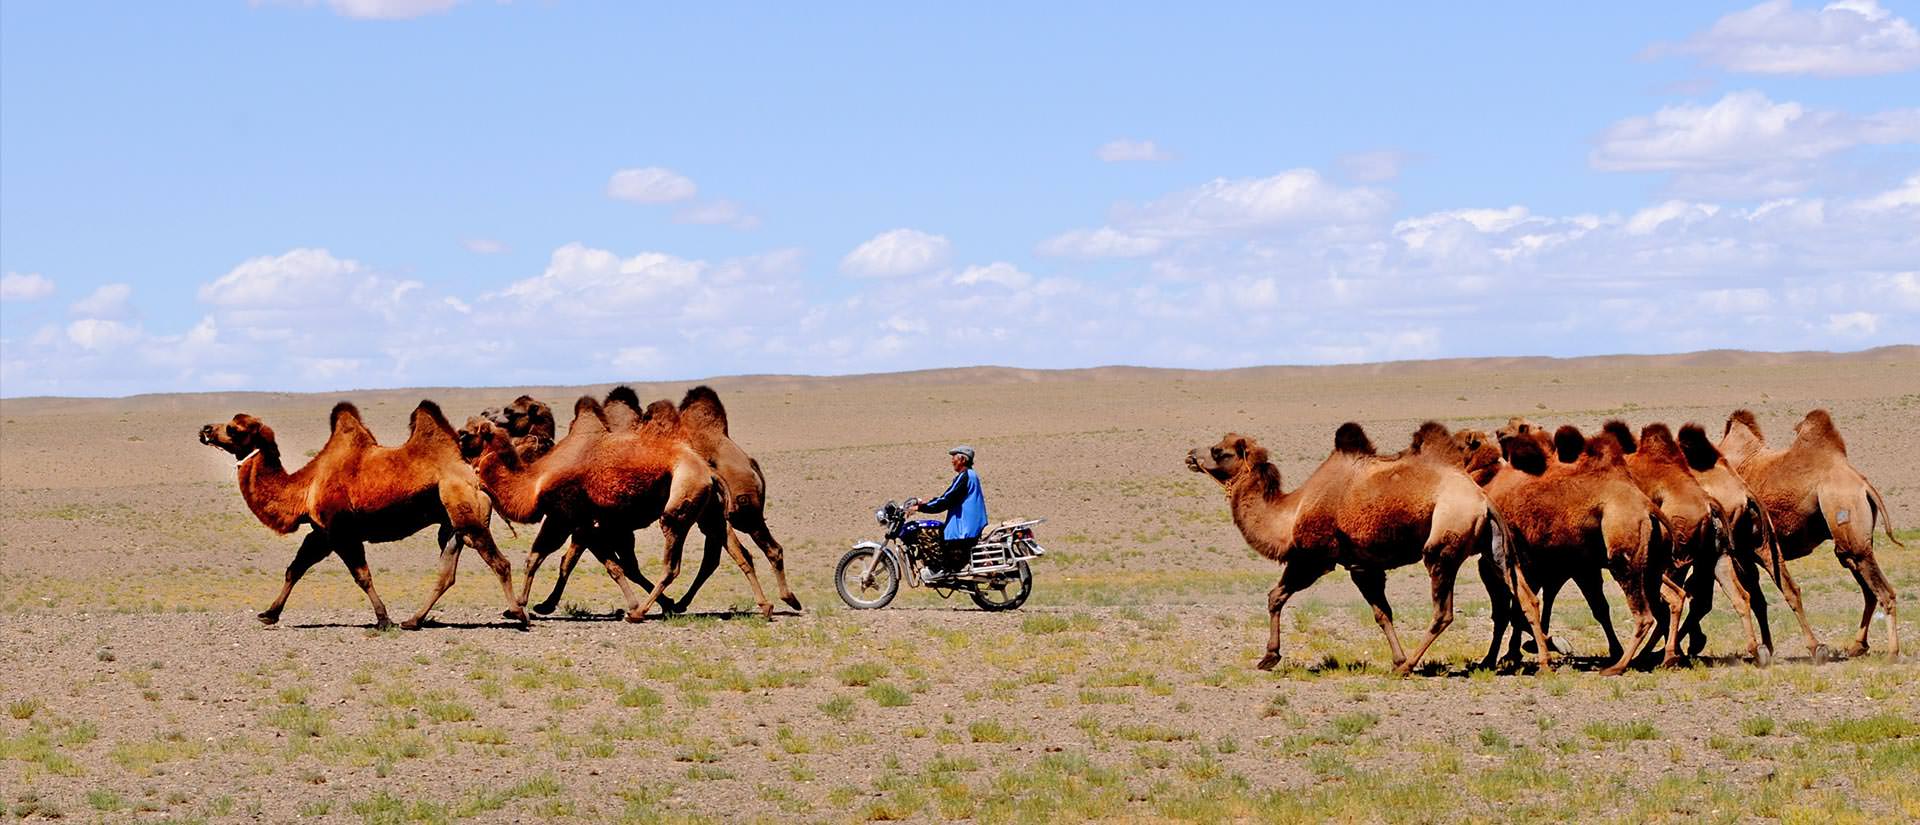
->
[1600, 666, 1627, 677]
[782, 593, 804, 611]
[1254, 654, 1282, 671]
[1753, 646, 1773, 667]
[531, 602, 558, 616]
[1521, 639, 1538, 655]
[504, 609, 530, 627]
[256, 611, 280, 626]
[373, 619, 395, 632]
[1846, 643, 1870, 659]
[1811, 644, 1835, 664]
[399, 618, 423, 631]
[1659, 657, 1684, 670]
[623, 611, 646, 624]
[759, 605, 774, 622]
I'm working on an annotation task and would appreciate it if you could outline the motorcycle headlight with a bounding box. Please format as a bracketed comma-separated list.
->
[875, 508, 889, 526]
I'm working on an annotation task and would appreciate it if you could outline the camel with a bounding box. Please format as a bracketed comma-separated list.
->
[477, 395, 556, 463]
[199, 401, 523, 630]
[531, 386, 800, 616]
[1598, 421, 1733, 667]
[462, 396, 776, 622]
[1469, 425, 1671, 675]
[1671, 423, 1823, 663]
[1186, 422, 1550, 675]
[1721, 409, 1904, 658]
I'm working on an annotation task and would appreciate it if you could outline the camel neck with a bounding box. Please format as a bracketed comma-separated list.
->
[236, 446, 304, 534]
[476, 454, 543, 524]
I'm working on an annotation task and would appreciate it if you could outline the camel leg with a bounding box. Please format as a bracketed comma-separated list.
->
[1712, 553, 1763, 663]
[532, 537, 588, 616]
[1520, 574, 1563, 660]
[1509, 566, 1552, 673]
[741, 511, 802, 611]
[626, 518, 690, 623]
[514, 518, 573, 614]
[401, 530, 462, 630]
[582, 526, 644, 618]
[710, 509, 773, 621]
[666, 518, 728, 617]
[1255, 557, 1334, 670]
[1603, 550, 1659, 676]
[331, 538, 393, 630]
[258, 530, 334, 626]
[1397, 554, 1466, 676]
[1348, 567, 1407, 668]
[1572, 568, 1622, 664]
[1856, 557, 1900, 659]
[1476, 554, 1511, 670]
[1758, 548, 1826, 659]
[461, 524, 523, 627]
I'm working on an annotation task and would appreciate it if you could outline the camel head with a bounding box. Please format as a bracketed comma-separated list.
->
[199, 413, 277, 462]
[502, 395, 556, 441]
[456, 415, 513, 463]
[1187, 432, 1281, 495]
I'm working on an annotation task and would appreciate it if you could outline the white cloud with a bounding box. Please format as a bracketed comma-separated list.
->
[1113, 169, 1392, 239]
[1860, 172, 1920, 209]
[1826, 310, 1881, 336]
[840, 229, 951, 278]
[953, 262, 1032, 289]
[607, 167, 698, 204]
[1096, 139, 1173, 162]
[1591, 91, 1920, 173]
[64, 318, 141, 352]
[463, 238, 509, 255]
[1624, 200, 1722, 235]
[0, 272, 54, 302]
[70, 283, 134, 320]
[1661, 0, 1920, 77]
[1036, 227, 1165, 258]
[500, 243, 703, 309]
[198, 248, 421, 314]
[610, 346, 664, 371]
[674, 199, 761, 230]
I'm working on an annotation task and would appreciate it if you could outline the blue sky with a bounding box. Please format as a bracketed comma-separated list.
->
[2, 1, 1916, 396]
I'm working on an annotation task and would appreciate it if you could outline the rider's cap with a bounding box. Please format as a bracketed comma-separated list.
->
[948, 445, 975, 462]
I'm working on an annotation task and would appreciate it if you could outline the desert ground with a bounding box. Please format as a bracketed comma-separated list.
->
[3, 347, 1918, 824]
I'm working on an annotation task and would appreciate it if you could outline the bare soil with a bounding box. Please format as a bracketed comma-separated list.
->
[3, 347, 1918, 823]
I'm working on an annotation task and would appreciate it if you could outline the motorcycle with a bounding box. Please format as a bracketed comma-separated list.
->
[835, 498, 1046, 611]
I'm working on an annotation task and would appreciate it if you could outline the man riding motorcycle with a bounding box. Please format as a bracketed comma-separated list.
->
[906, 445, 987, 578]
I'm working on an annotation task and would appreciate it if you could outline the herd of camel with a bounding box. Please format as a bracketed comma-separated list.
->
[199, 388, 1901, 675]
[1187, 410, 1902, 675]
[198, 386, 798, 631]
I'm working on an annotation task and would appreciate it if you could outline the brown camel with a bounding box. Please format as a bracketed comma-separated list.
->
[463, 396, 775, 622]
[532, 386, 799, 616]
[1471, 426, 1671, 675]
[1672, 423, 1824, 662]
[477, 395, 556, 463]
[1598, 421, 1733, 667]
[199, 401, 523, 629]
[1721, 409, 1904, 657]
[1187, 422, 1549, 675]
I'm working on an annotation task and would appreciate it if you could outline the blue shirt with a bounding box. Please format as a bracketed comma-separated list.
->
[921, 468, 988, 541]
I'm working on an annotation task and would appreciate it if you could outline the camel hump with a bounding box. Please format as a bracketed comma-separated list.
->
[605, 386, 642, 414]
[1502, 433, 1549, 476]
[327, 401, 377, 446]
[570, 395, 610, 435]
[1600, 420, 1636, 453]
[404, 400, 457, 450]
[1637, 423, 1680, 459]
[1334, 422, 1375, 456]
[644, 399, 681, 432]
[1791, 409, 1847, 455]
[679, 385, 729, 436]
[1407, 421, 1461, 463]
[1582, 431, 1626, 466]
[1552, 426, 1586, 465]
[1676, 423, 1723, 472]
[1726, 409, 1762, 441]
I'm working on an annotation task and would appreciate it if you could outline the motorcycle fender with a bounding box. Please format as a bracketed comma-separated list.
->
[851, 541, 892, 582]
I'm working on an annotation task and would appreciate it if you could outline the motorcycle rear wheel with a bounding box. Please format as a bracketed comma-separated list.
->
[969, 561, 1032, 611]
[835, 547, 901, 609]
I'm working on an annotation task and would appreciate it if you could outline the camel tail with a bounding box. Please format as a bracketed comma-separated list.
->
[1752, 498, 1784, 589]
[1866, 480, 1905, 549]
[750, 456, 767, 499]
[1483, 504, 1518, 591]
[1648, 508, 1675, 575]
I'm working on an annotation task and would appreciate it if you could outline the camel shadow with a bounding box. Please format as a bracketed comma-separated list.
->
[285, 619, 531, 631]
[528, 608, 804, 623]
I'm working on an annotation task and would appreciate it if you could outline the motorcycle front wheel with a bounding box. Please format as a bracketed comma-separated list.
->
[835, 546, 901, 609]
[969, 561, 1032, 611]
